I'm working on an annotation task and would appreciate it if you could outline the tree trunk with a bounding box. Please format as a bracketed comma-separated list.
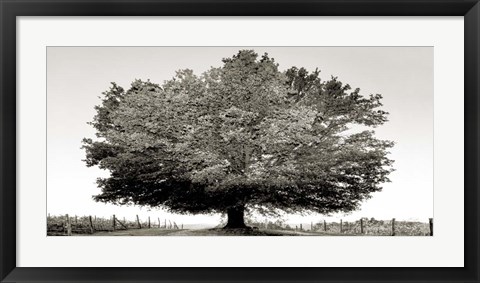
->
[224, 206, 248, 229]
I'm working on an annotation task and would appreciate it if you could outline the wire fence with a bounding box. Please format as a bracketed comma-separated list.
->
[47, 214, 183, 236]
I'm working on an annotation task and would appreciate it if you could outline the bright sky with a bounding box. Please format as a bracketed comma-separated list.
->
[47, 47, 433, 226]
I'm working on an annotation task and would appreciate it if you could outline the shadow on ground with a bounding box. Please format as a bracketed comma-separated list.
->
[83, 228, 349, 236]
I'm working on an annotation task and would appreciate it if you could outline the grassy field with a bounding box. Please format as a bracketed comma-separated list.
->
[48, 215, 432, 236]
[82, 228, 348, 236]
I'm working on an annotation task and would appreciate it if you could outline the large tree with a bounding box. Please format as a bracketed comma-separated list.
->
[82, 50, 394, 228]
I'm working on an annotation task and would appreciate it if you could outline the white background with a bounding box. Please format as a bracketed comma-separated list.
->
[17, 17, 464, 267]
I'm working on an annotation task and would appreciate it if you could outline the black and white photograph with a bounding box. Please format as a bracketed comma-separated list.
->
[46, 47, 433, 237]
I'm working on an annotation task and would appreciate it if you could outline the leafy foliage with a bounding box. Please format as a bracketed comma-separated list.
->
[82, 50, 394, 216]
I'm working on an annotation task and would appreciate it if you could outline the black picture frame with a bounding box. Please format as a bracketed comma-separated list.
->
[1, 0, 479, 282]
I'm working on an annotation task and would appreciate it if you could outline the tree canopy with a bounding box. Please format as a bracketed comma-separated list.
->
[82, 50, 394, 228]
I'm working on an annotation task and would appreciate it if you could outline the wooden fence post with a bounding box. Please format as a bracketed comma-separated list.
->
[429, 218, 433, 236]
[66, 214, 72, 236]
[148, 217, 151, 229]
[324, 220, 327, 232]
[136, 215, 141, 229]
[75, 215, 78, 224]
[158, 218, 161, 228]
[112, 214, 116, 231]
[311, 221, 313, 231]
[88, 215, 94, 234]
[360, 218, 364, 234]
[340, 219, 343, 233]
[115, 218, 127, 229]
[181, 224, 183, 229]
[391, 218, 396, 236]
